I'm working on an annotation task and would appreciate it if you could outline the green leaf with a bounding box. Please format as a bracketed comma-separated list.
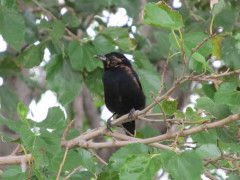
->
[216, 123, 239, 143]
[0, 85, 18, 114]
[143, 2, 183, 29]
[69, 171, 95, 180]
[17, 103, 28, 121]
[196, 144, 221, 159]
[221, 37, 240, 70]
[0, 114, 22, 133]
[0, 0, 16, 8]
[94, 27, 136, 52]
[68, 40, 100, 72]
[162, 151, 204, 180]
[93, 34, 116, 54]
[153, 31, 171, 58]
[50, 20, 65, 40]
[98, 171, 119, 180]
[17, 43, 45, 68]
[38, 19, 65, 41]
[119, 154, 161, 180]
[84, 68, 104, 98]
[137, 125, 159, 138]
[196, 97, 232, 119]
[0, 8, 25, 50]
[49, 149, 97, 173]
[211, 0, 225, 16]
[108, 143, 150, 172]
[162, 99, 177, 116]
[185, 107, 201, 122]
[2, 166, 28, 180]
[62, 11, 81, 27]
[38, 107, 66, 129]
[20, 126, 61, 168]
[184, 32, 213, 57]
[202, 83, 216, 99]
[191, 129, 219, 145]
[46, 55, 82, 105]
[214, 6, 235, 31]
[214, 82, 240, 106]
[23, 11, 39, 44]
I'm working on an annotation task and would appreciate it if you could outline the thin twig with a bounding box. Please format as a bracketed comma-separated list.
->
[63, 166, 82, 180]
[186, 33, 217, 65]
[62, 120, 75, 141]
[87, 149, 107, 165]
[204, 171, 218, 180]
[56, 148, 69, 180]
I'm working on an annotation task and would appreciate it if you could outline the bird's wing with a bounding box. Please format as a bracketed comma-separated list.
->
[132, 69, 143, 90]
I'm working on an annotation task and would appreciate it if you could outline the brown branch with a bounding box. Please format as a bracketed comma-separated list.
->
[0, 154, 32, 165]
[204, 171, 218, 180]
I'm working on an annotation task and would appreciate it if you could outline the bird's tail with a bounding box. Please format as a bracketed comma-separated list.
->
[122, 121, 135, 136]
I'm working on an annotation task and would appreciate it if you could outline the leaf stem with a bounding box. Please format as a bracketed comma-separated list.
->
[210, 15, 215, 35]
[172, 30, 181, 48]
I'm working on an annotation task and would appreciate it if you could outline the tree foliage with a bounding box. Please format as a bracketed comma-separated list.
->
[0, 0, 240, 179]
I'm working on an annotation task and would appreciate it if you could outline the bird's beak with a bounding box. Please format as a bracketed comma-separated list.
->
[94, 54, 107, 61]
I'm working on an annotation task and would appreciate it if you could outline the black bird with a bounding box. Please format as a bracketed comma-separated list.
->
[94, 52, 145, 136]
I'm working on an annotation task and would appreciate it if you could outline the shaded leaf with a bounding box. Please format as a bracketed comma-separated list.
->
[68, 40, 100, 72]
[0, 8, 25, 50]
[38, 107, 66, 129]
[162, 99, 177, 116]
[108, 143, 150, 172]
[143, 2, 183, 29]
[17, 43, 45, 68]
[162, 151, 203, 180]
[2, 166, 28, 180]
[46, 55, 82, 105]
[119, 154, 161, 180]
[197, 97, 232, 119]
[214, 82, 240, 106]
[221, 37, 240, 70]
[211, 0, 225, 16]
[196, 144, 221, 158]
[0, 85, 18, 114]
[62, 11, 81, 27]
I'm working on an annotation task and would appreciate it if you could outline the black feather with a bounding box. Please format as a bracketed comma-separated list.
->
[95, 52, 146, 135]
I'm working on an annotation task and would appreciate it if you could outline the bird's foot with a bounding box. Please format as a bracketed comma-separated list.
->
[128, 108, 136, 120]
[106, 114, 114, 132]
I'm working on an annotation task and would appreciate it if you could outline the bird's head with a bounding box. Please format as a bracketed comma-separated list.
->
[94, 52, 131, 69]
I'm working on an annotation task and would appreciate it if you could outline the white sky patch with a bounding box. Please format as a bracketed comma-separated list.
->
[212, 60, 223, 68]
[190, 94, 200, 104]
[0, 35, 7, 52]
[183, 104, 195, 112]
[108, 8, 129, 27]
[40, 48, 51, 67]
[58, 0, 65, 4]
[173, 0, 182, 8]
[0, 77, 3, 86]
[100, 105, 113, 121]
[34, 41, 40, 45]
[60, 7, 67, 15]
[124, 54, 133, 62]
[86, 21, 99, 38]
[27, 90, 66, 122]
